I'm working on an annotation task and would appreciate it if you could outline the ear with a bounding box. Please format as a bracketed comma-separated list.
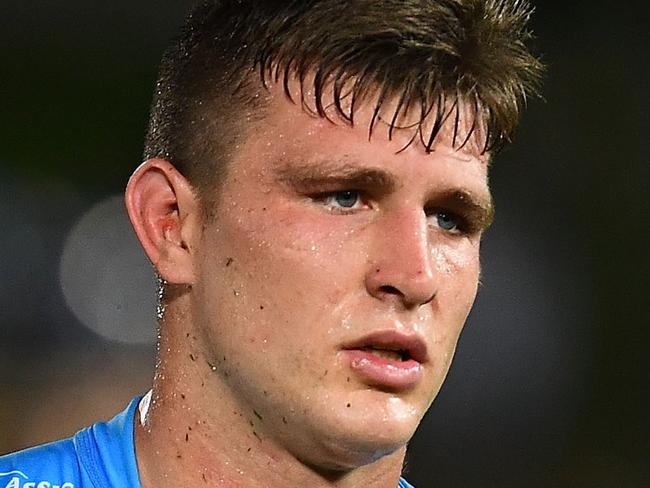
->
[125, 159, 199, 284]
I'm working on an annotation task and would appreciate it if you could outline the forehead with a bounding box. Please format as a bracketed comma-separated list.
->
[251, 75, 491, 158]
[228, 80, 490, 184]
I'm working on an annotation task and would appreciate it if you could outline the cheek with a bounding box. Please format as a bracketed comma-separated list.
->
[198, 207, 362, 339]
[431, 239, 478, 275]
[432, 239, 480, 278]
[233, 203, 368, 284]
[432, 240, 481, 320]
[427, 243, 480, 382]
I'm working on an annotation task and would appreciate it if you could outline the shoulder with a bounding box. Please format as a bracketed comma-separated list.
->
[0, 437, 83, 488]
[0, 395, 143, 488]
[398, 477, 416, 488]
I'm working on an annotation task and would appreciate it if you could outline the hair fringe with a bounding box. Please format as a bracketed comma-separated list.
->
[144, 0, 544, 191]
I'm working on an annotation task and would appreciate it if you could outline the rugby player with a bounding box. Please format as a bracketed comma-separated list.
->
[1, 1, 542, 486]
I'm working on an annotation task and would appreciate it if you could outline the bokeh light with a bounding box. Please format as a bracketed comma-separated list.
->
[59, 195, 158, 345]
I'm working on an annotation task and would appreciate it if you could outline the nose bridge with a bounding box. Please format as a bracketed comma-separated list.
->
[366, 206, 436, 307]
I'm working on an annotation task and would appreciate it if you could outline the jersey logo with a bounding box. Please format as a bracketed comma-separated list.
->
[0, 471, 74, 488]
[0, 474, 27, 480]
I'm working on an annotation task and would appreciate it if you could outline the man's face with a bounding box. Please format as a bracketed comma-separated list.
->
[190, 88, 491, 468]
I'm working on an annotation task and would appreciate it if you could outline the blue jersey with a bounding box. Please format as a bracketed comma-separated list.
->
[1, 396, 415, 487]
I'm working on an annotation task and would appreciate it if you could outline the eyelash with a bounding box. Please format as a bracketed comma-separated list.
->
[432, 210, 485, 236]
[312, 190, 368, 214]
[426, 209, 465, 234]
[310, 190, 478, 235]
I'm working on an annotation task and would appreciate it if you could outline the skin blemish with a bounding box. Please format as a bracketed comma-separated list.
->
[162, 217, 176, 235]
[347, 403, 351, 408]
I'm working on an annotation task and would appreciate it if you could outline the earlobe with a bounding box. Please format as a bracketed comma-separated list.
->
[125, 159, 198, 284]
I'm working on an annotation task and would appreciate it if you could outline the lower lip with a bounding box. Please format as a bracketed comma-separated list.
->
[343, 350, 423, 390]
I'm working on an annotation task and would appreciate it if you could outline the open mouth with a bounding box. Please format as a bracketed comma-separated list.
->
[341, 332, 427, 390]
[343, 330, 428, 365]
[359, 346, 410, 362]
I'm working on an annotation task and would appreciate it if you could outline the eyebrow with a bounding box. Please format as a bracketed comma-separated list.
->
[275, 161, 399, 193]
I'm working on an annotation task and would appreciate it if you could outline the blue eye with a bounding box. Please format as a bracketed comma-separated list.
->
[333, 190, 360, 208]
[314, 190, 365, 213]
[436, 212, 458, 232]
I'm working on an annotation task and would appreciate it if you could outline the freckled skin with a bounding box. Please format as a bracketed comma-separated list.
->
[190, 88, 489, 470]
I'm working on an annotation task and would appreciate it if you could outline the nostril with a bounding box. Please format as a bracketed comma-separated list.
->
[378, 285, 402, 296]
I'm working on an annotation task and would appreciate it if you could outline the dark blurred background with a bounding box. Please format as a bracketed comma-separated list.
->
[1, 1, 648, 486]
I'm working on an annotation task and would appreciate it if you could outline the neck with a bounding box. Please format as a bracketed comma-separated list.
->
[134, 318, 406, 487]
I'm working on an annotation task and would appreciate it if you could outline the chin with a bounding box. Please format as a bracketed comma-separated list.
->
[302, 439, 405, 473]
[278, 383, 426, 471]
[299, 412, 417, 471]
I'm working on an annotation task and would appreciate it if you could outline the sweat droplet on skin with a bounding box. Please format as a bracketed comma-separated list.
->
[341, 315, 353, 331]
[381, 397, 420, 424]
[432, 242, 475, 274]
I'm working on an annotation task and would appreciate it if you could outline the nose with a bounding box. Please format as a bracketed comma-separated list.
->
[365, 208, 436, 309]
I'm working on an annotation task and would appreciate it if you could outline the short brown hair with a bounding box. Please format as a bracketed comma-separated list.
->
[144, 0, 543, 195]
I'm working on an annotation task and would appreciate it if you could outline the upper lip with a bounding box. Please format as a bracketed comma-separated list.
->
[342, 330, 429, 363]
